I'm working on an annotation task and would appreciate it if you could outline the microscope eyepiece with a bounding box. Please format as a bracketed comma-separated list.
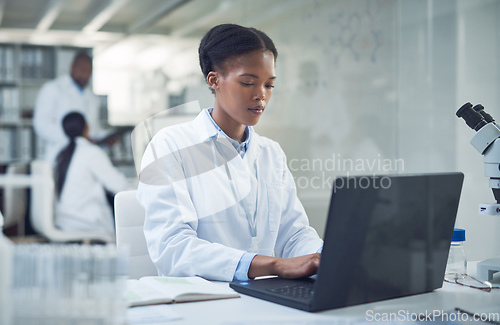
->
[456, 102, 487, 131]
[473, 104, 495, 123]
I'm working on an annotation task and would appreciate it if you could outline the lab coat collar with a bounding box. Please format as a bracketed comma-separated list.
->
[243, 129, 260, 164]
[62, 74, 87, 95]
[192, 108, 218, 141]
[193, 108, 261, 161]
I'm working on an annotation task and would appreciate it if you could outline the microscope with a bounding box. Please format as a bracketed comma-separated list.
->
[456, 102, 500, 281]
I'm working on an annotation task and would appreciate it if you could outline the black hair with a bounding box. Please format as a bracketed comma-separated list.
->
[198, 24, 278, 93]
[55, 112, 86, 198]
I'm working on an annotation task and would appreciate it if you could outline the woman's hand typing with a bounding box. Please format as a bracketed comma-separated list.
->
[248, 253, 321, 279]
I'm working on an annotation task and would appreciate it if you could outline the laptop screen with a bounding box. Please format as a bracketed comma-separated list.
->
[313, 173, 464, 310]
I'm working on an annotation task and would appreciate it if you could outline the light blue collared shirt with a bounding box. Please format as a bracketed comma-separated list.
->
[206, 108, 250, 157]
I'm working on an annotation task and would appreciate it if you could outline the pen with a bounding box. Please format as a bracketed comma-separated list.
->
[454, 307, 500, 325]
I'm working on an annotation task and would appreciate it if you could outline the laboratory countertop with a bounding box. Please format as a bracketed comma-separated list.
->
[131, 262, 500, 325]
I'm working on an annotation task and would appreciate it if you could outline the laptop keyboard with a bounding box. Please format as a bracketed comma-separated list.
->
[266, 281, 315, 300]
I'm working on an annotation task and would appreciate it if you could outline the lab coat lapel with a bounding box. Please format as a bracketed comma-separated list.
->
[198, 110, 252, 200]
[218, 126, 262, 208]
[62, 75, 91, 115]
[196, 109, 219, 142]
[198, 113, 273, 254]
[243, 128, 260, 166]
[231, 127, 262, 201]
[244, 133, 274, 255]
[224, 143, 251, 201]
[64, 75, 82, 102]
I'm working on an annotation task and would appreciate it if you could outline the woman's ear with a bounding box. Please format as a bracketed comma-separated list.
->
[207, 71, 218, 92]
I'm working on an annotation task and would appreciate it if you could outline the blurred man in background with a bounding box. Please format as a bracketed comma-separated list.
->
[33, 52, 108, 165]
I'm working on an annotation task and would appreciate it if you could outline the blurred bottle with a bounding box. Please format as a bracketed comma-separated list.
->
[445, 228, 467, 281]
[0, 211, 13, 325]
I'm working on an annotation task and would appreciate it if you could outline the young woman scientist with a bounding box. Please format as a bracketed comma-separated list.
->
[137, 24, 323, 282]
[55, 112, 127, 237]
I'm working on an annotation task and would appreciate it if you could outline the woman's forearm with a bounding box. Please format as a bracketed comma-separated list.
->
[247, 253, 321, 279]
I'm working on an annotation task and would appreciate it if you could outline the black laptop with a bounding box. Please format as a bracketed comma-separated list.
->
[230, 173, 464, 312]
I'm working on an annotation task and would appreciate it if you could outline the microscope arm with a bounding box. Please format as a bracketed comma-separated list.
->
[466, 119, 500, 215]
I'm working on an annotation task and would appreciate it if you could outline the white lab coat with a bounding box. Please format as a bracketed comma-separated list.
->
[137, 109, 323, 281]
[55, 137, 127, 237]
[33, 74, 104, 165]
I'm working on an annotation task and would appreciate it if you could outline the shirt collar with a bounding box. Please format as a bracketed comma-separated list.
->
[206, 108, 252, 157]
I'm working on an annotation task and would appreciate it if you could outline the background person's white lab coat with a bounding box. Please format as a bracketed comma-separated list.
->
[33, 74, 104, 165]
[55, 137, 127, 237]
[137, 109, 323, 281]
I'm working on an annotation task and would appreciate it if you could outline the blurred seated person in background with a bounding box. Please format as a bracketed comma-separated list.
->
[54, 112, 127, 237]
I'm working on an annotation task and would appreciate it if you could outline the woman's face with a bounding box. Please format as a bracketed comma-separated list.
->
[210, 50, 276, 133]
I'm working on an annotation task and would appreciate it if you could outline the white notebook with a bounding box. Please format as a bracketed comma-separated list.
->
[125, 276, 240, 307]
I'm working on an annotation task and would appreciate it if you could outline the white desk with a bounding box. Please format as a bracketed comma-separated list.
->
[135, 263, 500, 324]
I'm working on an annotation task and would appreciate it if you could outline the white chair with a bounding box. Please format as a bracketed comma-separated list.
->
[30, 160, 114, 243]
[114, 190, 157, 279]
[2, 162, 28, 236]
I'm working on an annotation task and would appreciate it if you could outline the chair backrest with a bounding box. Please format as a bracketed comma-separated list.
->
[30, 160, 113, 243]
[114, 190, 157, 279]
[3, 162, 28, 235]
